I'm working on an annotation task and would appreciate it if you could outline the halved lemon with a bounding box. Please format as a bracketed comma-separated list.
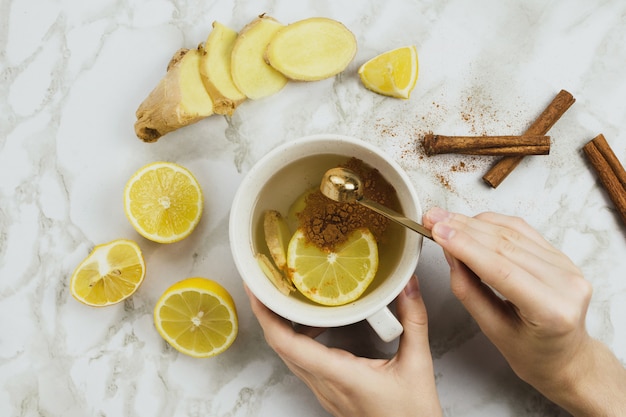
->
[154, 278, 238, 358]
[287, 228, 379, 306]
[124, 162, 203, 244]
[70, 239, 146, 307]
[358, 45, 418, 99]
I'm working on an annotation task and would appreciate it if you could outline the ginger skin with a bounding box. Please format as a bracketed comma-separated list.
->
[134, 48, 214, 143]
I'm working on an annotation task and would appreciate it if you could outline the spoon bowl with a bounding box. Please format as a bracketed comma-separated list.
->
[320, 167, 363, 203]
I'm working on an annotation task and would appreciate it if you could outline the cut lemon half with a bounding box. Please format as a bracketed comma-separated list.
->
[70, 239, 146, 307]
[358, 45, 418, 99]
[124, 162, 203, 243]
[154, 278, 238, 358]
[287, 228, 379, 306]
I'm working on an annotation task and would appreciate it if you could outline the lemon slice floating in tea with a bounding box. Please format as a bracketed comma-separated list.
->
[287, 228, 379, 306]
[124, 161, 203, 244]
[358, 45, 418, 99]
[70, 239, 146, 306]
[154, 278, 238, 358]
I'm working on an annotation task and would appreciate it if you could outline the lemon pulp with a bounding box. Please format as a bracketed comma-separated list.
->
[70, 239, 145, 306]
[154, 278, 238, 358]
[124, 161, 203, 243]
[287, 228, 379, 306]
[358, 45, 418, 99]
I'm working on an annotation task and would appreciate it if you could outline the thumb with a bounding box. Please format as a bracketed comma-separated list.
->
[395, 275, 432, 368]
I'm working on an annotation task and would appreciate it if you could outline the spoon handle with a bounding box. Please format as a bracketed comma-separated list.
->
[358, 198, 434, 240]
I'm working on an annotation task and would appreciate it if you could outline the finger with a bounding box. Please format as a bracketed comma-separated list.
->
[394, 276, 432, 370]
[432, 220, 551, 312]
[437, 224, 589, 337]
[244, 286, 368, 417]
[245, 284, 294, 335]
[244, 286, 327, 339]
[423, 207, 447, 230]
[453, 222, 575, 286]
[244, 285, 319, 361]
[293, 324, 327, 339]
[460, 214, 577, 274]
[446, 253, 516, 339]
[473, 212, 555, 252]
[244, 285, 352, 374]
[443, 213, 582, 291]
[446, 211, 570, 270]
[425, 208, 574, 273]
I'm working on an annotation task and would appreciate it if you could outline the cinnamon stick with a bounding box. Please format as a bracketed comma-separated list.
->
[423, 134, 550, 156]
[587, 134, 626, 190]
[483, 90, 576, 188]
[583, 134, 626, 226]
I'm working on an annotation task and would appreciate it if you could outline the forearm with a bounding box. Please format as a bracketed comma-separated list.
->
[538, 338, 626, 417]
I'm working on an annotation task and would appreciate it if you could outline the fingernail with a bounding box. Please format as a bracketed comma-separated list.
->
[426, 207, 451, 223]
[433, 222, 455, 241]
[404, 275, 420, 299]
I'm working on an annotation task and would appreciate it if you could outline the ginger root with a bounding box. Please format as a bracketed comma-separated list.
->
[134, 48, 214, 142]
[230, 15, 288, 100]
[200, 22, 246, 116]
[134, 15, 358, 142]
[265, 17, 357, 81]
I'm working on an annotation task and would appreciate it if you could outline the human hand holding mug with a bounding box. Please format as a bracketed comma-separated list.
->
[245, 276, 443, 417]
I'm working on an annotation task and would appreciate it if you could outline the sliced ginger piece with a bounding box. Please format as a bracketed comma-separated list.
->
[263, 210, 292, 272]
[135, 48, 214, 142]
[256, 253, 295, 295]
[200, 22, 246, 116]
[259, 210, 296, 295]
[231, 15, 288, 100]
[266, 17, 357, 81]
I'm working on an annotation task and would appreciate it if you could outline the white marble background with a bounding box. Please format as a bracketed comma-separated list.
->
[1, 0, 625, 416]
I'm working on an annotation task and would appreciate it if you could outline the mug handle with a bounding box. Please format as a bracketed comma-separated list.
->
[366, 307, 403, 342]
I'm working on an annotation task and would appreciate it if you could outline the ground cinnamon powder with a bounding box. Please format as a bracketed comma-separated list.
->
[297, 158, 398, 251]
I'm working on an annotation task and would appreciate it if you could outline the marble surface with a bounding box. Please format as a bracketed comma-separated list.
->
[2, 0, 626, 416]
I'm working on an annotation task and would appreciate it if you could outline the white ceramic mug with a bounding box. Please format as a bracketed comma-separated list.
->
[229, 134, 424, 342]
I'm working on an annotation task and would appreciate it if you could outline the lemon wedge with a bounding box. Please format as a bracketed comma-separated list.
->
[358, 45, 418, 99]
[70, 239, 146, 307]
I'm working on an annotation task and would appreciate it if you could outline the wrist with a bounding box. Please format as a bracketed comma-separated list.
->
[537, 338, 626, 417]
